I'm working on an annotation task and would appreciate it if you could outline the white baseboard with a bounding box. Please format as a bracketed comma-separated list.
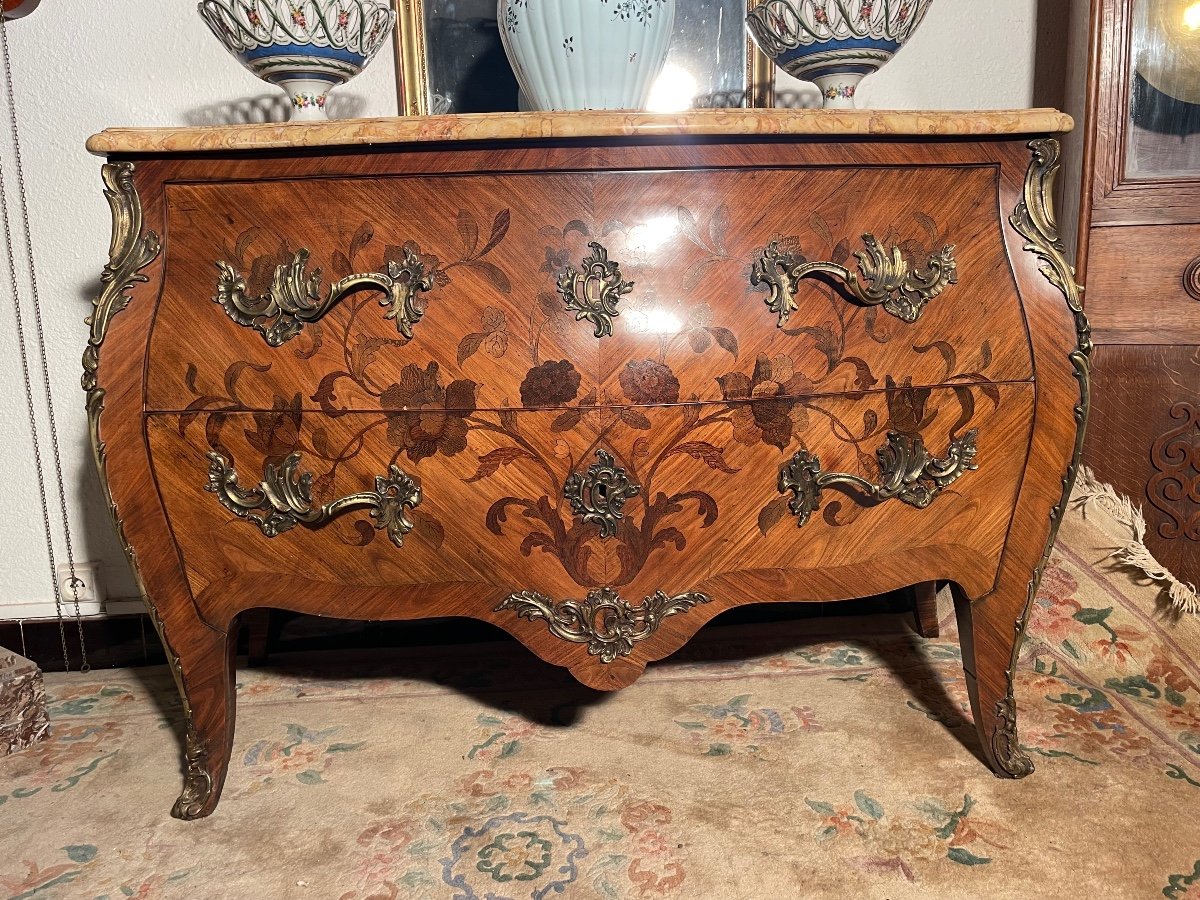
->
[0, 598, 146, 621]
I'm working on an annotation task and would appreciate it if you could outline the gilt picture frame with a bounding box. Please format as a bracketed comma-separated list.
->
[393, 0, 775, 116]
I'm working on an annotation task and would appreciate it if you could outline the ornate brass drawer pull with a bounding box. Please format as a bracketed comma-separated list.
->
[557, 241, 633, 338]
[751, 235, 958, 326]
[206, 451, 422, 547]
[214, 248, 434, 346]
[564, 449, 641, 538]
[497, 588, 712, 662]
[779, 429, 979, 527]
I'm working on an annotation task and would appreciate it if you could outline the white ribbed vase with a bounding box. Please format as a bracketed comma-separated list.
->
[499, 0, 676, 111]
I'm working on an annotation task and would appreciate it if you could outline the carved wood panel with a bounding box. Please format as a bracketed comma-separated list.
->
[1084, 344, 1200, 588]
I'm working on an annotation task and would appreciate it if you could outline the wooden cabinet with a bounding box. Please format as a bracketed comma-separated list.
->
[1078, 0, 1200, 586]
[85, 109, 1083, 819]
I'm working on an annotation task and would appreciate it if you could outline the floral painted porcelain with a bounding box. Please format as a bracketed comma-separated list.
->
[499, 0, 676, 111]
[747, 0, 934, 108]
[198, 0, 395, 121]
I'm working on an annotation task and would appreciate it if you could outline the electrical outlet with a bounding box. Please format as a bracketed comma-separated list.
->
[54, 561, 105, 617]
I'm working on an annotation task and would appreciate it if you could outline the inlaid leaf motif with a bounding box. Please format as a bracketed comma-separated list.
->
[552, 409, 583, 432]
[838, 356, 879, 391]
[348, 520, 377, 547]
[710, 327, 739, 359]
[831, 237, 850, 265]
[416, 515, 445, 549]
[467, 259, 511, 293]
[758, 495, 791, 536]
[913, 340, 958, 378]
[457, 209, 479, 256]
[351, 336, 404, 383]
[709, 203, 730, 254]
[670, 441, 741, 474]
[618, 408, 652, 430]
[457, 332, 486, 365]
[331, 250, 352, 279]
[677, 206, 703, 248]
[350, 221, 374, 260]
[478, 209, 512, 258]
[466, 447, 536, 483]
[224, 360, 271, 399]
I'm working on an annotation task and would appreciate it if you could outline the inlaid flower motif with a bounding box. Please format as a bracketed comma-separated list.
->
[619, 359, 680, 404]
[885, 375, 932, 432]
[380, 362, 477, 462]
[718, 355, 813, 450]
[245, 393, 303, 461]
[519, 359, 581, 408]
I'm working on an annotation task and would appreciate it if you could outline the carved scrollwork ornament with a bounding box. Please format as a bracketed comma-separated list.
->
[1147, 402, 1200, 541]
[214, 247, 435, 346]
[779, 429, 979, 527]
[206, 452, 422, 547]
[497, 588, 712, 662]
[751, 234, 958, 327]
[557, 241, 633, 338]
[564, 449, 641, 538]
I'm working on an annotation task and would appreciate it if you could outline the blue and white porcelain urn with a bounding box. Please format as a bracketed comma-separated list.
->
[499, 0, 677, 111]
[198, 0, 396, 121]
[747, 0, 934, 108]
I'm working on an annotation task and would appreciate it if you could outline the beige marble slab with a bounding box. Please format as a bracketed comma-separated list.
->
[87, 108, 1072, 156]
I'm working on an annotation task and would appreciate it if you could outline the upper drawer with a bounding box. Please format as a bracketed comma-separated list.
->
[1085, 224, 1200, 345]
[146, 167, 1033, 413]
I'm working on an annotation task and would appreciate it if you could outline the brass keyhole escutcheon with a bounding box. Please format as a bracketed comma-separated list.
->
[563, 450, 641, 538]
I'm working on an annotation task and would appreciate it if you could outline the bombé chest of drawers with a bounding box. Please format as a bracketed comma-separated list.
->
[85, 109, 1086, 819]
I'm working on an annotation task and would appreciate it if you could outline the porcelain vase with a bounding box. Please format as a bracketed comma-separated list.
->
[498, 0, 676, 111]
[198, 0, 395, 121]
[746, 0, 934, 108]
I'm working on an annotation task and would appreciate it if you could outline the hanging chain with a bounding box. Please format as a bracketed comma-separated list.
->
[0, 12, 88, 672]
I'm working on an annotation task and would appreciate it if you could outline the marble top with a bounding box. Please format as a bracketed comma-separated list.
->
[87, 109, 1073, 156]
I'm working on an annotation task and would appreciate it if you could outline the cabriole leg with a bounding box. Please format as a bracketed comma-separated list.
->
[954, 588, 1034, 779]
[152, 613, 238, 820]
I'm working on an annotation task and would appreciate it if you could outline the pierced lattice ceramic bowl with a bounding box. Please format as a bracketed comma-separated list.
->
[198, 0, 395, 121]
[747, 0, 934, 108]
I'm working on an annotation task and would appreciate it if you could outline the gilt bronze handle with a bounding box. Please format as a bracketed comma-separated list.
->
[751, 235, 958, 326]
[206, 452, 422, 547]
[557, 241, 633, 338]
[779, 429, 979, 527]
[214, 248, 434, 346]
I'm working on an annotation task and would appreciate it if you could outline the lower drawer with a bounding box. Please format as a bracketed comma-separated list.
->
[146, 384, 1033, 626]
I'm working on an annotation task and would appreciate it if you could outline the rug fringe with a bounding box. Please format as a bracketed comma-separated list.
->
[1071, 467, 1199, 615]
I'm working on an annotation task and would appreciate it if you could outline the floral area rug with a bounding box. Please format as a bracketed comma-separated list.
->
[2, 496, 1199, 900]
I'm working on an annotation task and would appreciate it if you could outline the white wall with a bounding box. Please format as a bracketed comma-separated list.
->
[0, 0, 1040, 619]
